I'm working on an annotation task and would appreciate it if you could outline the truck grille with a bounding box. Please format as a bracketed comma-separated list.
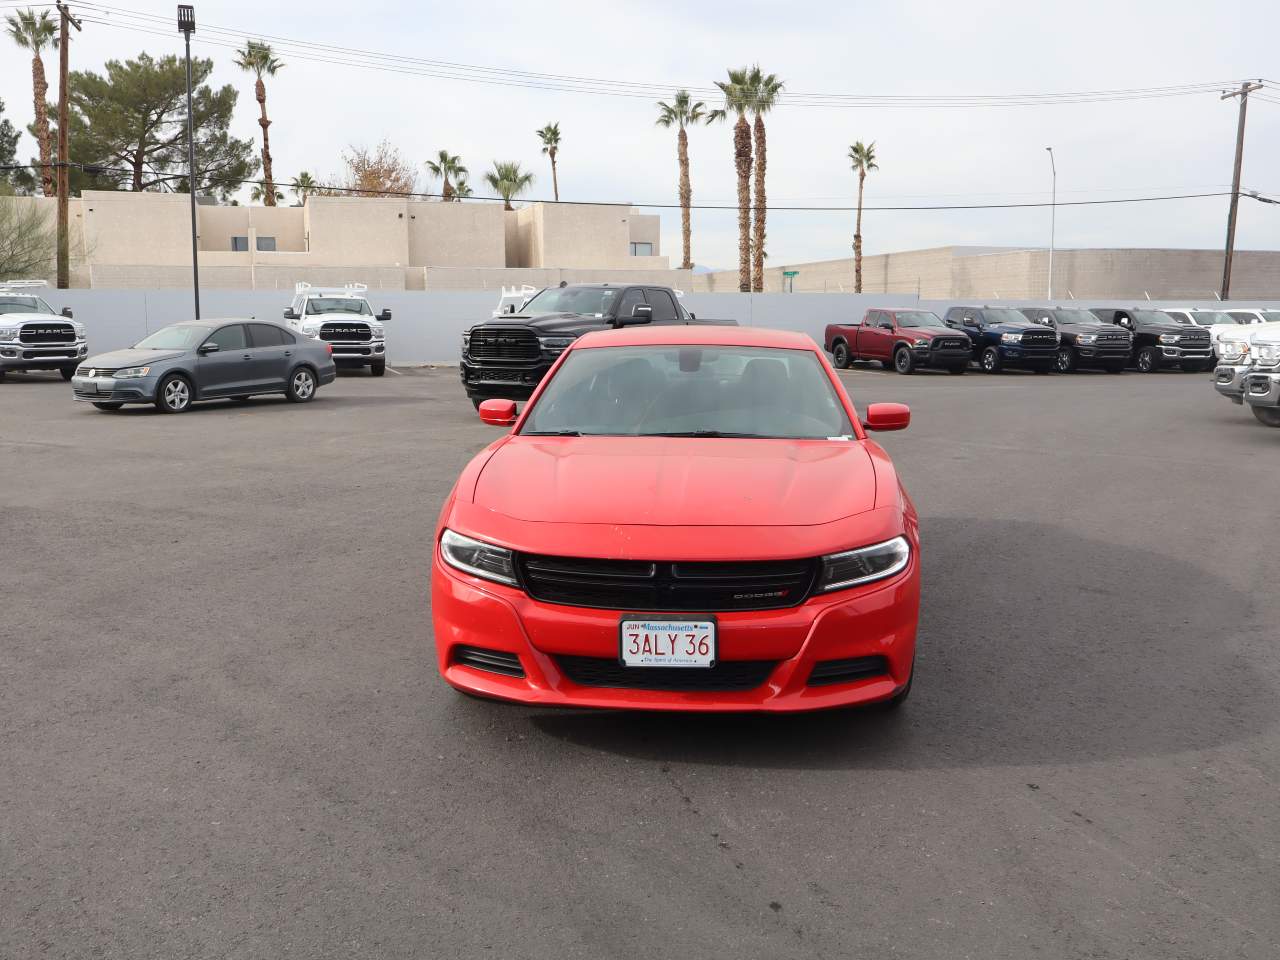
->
[1177, 334, 1210, 347]
[554, 656, 777, 691]
[1020, 331, 1058, 348]
[517, 553, 818, 612]
[1096, 331, 1130, 344]
[474, 368, 526, 383]
[320, 322, 371, 342]
[931, 338, 971, 351]
[469, 327, 540, 361]
[20, 323, 75, 343]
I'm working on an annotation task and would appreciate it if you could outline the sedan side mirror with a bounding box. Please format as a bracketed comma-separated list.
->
[379, 308, 392, 322]
[478, 398, 517, 427]
[863, 402, 910, 432]
[61, 307, 74, 319]
[283, 308, 298, 320]
[198, 342, 220, 355]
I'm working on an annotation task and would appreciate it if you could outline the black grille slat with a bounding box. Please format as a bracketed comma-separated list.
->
[1019, 332, 1058, 348]
[518, 554, 819, 612]
[453, 645, 524, 678]
[555, 656, 777, 691]
[20, 323, 75, 343]
[469, 327, 541, 361]
[807, 656, 890, 687]
[320, 322, 372, 342]
[931, 338, 971, 351]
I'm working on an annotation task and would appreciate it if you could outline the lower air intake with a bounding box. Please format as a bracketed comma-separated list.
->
[555, 656, 777, 692]
[806, 655, 890, 687]
[453, 645, 524, 678]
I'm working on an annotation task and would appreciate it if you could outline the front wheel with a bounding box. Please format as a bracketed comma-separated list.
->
[831, 341, 850, 369]
[60, 365, 76, 381]
[1135, 346, 1160, 373]
[92, 401, 123, 411]
[154, 374, 192, 413]
[893, 346, 916, 375]
[1055, 346, 1077, 373]
[286, 367, 317, 403]
[1252, 406, 1280, 428]
[980, 347, 1003, 373]
[370, 361, 386, 377]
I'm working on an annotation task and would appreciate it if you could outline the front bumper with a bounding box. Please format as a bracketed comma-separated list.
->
[1243, 371, 1280, 408]
[1072, 342, 1131, 362]
[998, 345, 1057, 367]
[70, 374, 157, 404]
[459, 357, 550, 400]
[0, 340, 88, 371]
[1159, 344, 1213, 364]
[430, 546, 919, 712]
[1213, 363, 1253, 403]
[327, 339, 385, 364]
[915, 344, 972, 368]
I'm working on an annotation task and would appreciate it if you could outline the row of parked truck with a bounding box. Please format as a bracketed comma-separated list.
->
[824, 305, 1280, 376]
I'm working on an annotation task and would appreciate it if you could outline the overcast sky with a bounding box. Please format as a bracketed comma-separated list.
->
[2, 0, 1276, 271]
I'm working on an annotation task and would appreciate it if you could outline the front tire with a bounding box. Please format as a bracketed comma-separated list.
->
[1055, 346, 1077, 373]
[831, 341, 850, 369]
[60, 365, 76, 381]
[1252, 406, 1280, 428]
[893, 346, 916, 375]
[980, 347, 1003, 373]
[286, 367, 317, 403]
[370, 361, 386, 377]
[154, 374, 192, 413]
[92, 401, 123, 411]
[1136, 346, 1161, 373]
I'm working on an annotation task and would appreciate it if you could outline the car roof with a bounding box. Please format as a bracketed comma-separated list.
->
[167, 318, 285, 326]
[575, 325, 814, 350]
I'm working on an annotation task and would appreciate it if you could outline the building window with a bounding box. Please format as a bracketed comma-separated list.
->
[231, 236, 249, 252]
[256, 236, 277, 252]
[630, 242, 653, 257]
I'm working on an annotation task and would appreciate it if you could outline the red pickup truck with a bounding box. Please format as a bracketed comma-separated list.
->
[825, 308, 974, 375]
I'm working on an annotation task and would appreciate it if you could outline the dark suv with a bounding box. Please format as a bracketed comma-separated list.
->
[1018, 307, 1132, 373]
[1091, 308, 1213, 373]
[942, 306, 1059, 373]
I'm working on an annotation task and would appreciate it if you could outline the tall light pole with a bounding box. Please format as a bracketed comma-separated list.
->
[177, 4, 200, 319]
[1045, 146, 1056, 301]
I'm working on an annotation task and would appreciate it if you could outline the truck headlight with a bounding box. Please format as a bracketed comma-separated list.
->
[0, 326, 18, 340]
[912, 338, 930, 347]
[1255, 344, 1280, 363]
[370, 325, 385, 339]
[817, 536, 911, 593]
[300, 323, 320, 336]
[538, 336, 575, 354]
[1158, 334, 1179, 344]
[440, 529, 518, 586]
[1076, 334, 1097, 344]
[1000, 333, 1023, 343]
[113, 365, 151, 379]
[1219, 341, 1248, 362]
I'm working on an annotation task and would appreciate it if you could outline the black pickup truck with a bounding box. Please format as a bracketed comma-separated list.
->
[1090, 308, 1214, 373]
[459, 283, 734, 406]
[1018, 306, 1133, 373]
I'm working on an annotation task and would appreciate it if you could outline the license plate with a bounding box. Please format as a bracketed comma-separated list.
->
[619, 617, 716, 668]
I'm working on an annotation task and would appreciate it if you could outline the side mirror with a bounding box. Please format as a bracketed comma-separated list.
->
[61, 307, 74, 319]
[688, 312, 696, 320]
[879, 321, 893, 330]
[198, 342, 219, 355]
[505, 303, 516, 314]
[625, 304, 653, 325]
[478, 398, 517, 427]
[379, 309, 392, 322]
[283, 308, 298, 320]
[863, 402, 910, 432]
[943, 318, 957, 328]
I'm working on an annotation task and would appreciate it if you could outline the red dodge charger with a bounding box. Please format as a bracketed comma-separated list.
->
[431, 325, 920, 712]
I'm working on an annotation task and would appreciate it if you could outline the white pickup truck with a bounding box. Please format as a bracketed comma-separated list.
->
[0, 280, 87, 381]
[1242, 325, 1280, 427]
[282, 282, 391, 376]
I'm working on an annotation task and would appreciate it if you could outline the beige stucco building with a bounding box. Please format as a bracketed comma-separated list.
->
[696, 245, 1280, 300]
[13, 191, 687, 290]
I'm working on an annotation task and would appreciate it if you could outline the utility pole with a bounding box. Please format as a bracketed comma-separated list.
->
[178, 4, 199, 319]
[54, 2, 82, 290]
[1220, 80, 1262, 300]
[1045, 146, 1056, 300]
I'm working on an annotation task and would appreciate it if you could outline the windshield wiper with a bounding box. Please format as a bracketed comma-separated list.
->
[636, 430, 771, 439]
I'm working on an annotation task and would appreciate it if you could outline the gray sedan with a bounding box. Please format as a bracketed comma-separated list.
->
[71, 320, 337, 413]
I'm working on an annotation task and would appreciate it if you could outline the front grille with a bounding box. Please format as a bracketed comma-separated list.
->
[474, 367, 527, 383]
[453, 645, 524, 678]
[807, 655, 890, 687]
[932, 338, 971, 351]
[468, 327, 540, 361]
[76, 365, 115, 377]
[555, 656, 777, 691]
[1178, 335, 1210, 347]
[1095, 332, 1130, 344]
[20, 323, 75, 343]
[1019, 331, 1058, 348]
[320, 322, 372, 343]
[517, 553, 818, 612]
[332, 346, 371, 356]
[23, 350, 75, 359]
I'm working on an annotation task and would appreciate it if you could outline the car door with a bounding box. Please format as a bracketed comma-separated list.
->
[196, 323, 252, 397]
[616, 288, 649, 323]
[856, 311, 881, 359]
[876, 311, 898, 360]
[646, 289, 680, 326]
[247, 323, 293, 391]
[960, 310, 984, 355]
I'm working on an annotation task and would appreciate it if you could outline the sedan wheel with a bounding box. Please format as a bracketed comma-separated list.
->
[155, 375, 192, 413]
[286, 368, 317, 403]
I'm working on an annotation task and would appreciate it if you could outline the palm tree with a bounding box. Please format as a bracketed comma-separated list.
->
[708, 67, 754, 292]
[847, 141, 878, 293]
[535, 123, 561, 201]
[290, 171, 317, 204]
[233, 40, 284, 206]
[250, 183, 284, 204]
[425, 150, 466, 201]
[655, 90, 707, 271]
[453, 178, 473, 199]
[5, 9, 57, 197]
[746, 66, 784, 292]
[483, 161, 534, 211]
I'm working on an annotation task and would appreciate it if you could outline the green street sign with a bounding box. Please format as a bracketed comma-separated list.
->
[783, 270, 799, 277]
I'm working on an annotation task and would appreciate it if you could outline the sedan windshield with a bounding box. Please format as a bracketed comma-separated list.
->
[895, 311, 946, 328]
[134, 324, 212, 350]
[305, 299, 372, 315]
[520, 287, 620, 317]
[521, 345, 855, 440]
[0, 296, 55, 315]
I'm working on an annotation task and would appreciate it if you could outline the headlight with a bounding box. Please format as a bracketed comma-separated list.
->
[0, 326, 18, 340]
[72, 322, 86, 337]
[1256, 344, 1280, 363]
[1219, 341, 1248, 361]
[1158, 334, 1179, 344]
[439, 529, 518, 586]
[1000, 332, 1023, 343]
[538, 336, 575, 353]
[817, 536, 911, 593]
[113, 365, 151, 379]
[1076, 334, 1097, 344]
[300, 323, 320, 336]
[912, 338, 930, 347]
[370, 325, 385, 339]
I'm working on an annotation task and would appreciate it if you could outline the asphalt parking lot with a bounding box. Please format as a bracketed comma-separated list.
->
[2, 363, 1278, 960]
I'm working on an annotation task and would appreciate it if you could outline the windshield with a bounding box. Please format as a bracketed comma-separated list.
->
[1226, 311, 1261, 324]
[520, 287, 620, 317]
[1053, 309, 1101, 325]
[134, 324, 212, 350]
[1261, 312, 1280, 323]
[521, 345, 855, 440]
[0, 296, 55, 315]
[981, 308, 1031, 325]
[305, 298, 373, 316]
[1161, 312, 1194, 325]
[1190, 311, 1234, 325]
[895, 311, 945, 328]
[1133, 311, 1175, 325]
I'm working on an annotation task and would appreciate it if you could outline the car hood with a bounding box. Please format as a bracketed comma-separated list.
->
[3, 312, 68, 323]
[83, 348, 185, 368]
[483, 313, 611, 335]
[985, 320, 1046, 333]
[1140, 323, 1203, 336]
[472, 436, 878, 527]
